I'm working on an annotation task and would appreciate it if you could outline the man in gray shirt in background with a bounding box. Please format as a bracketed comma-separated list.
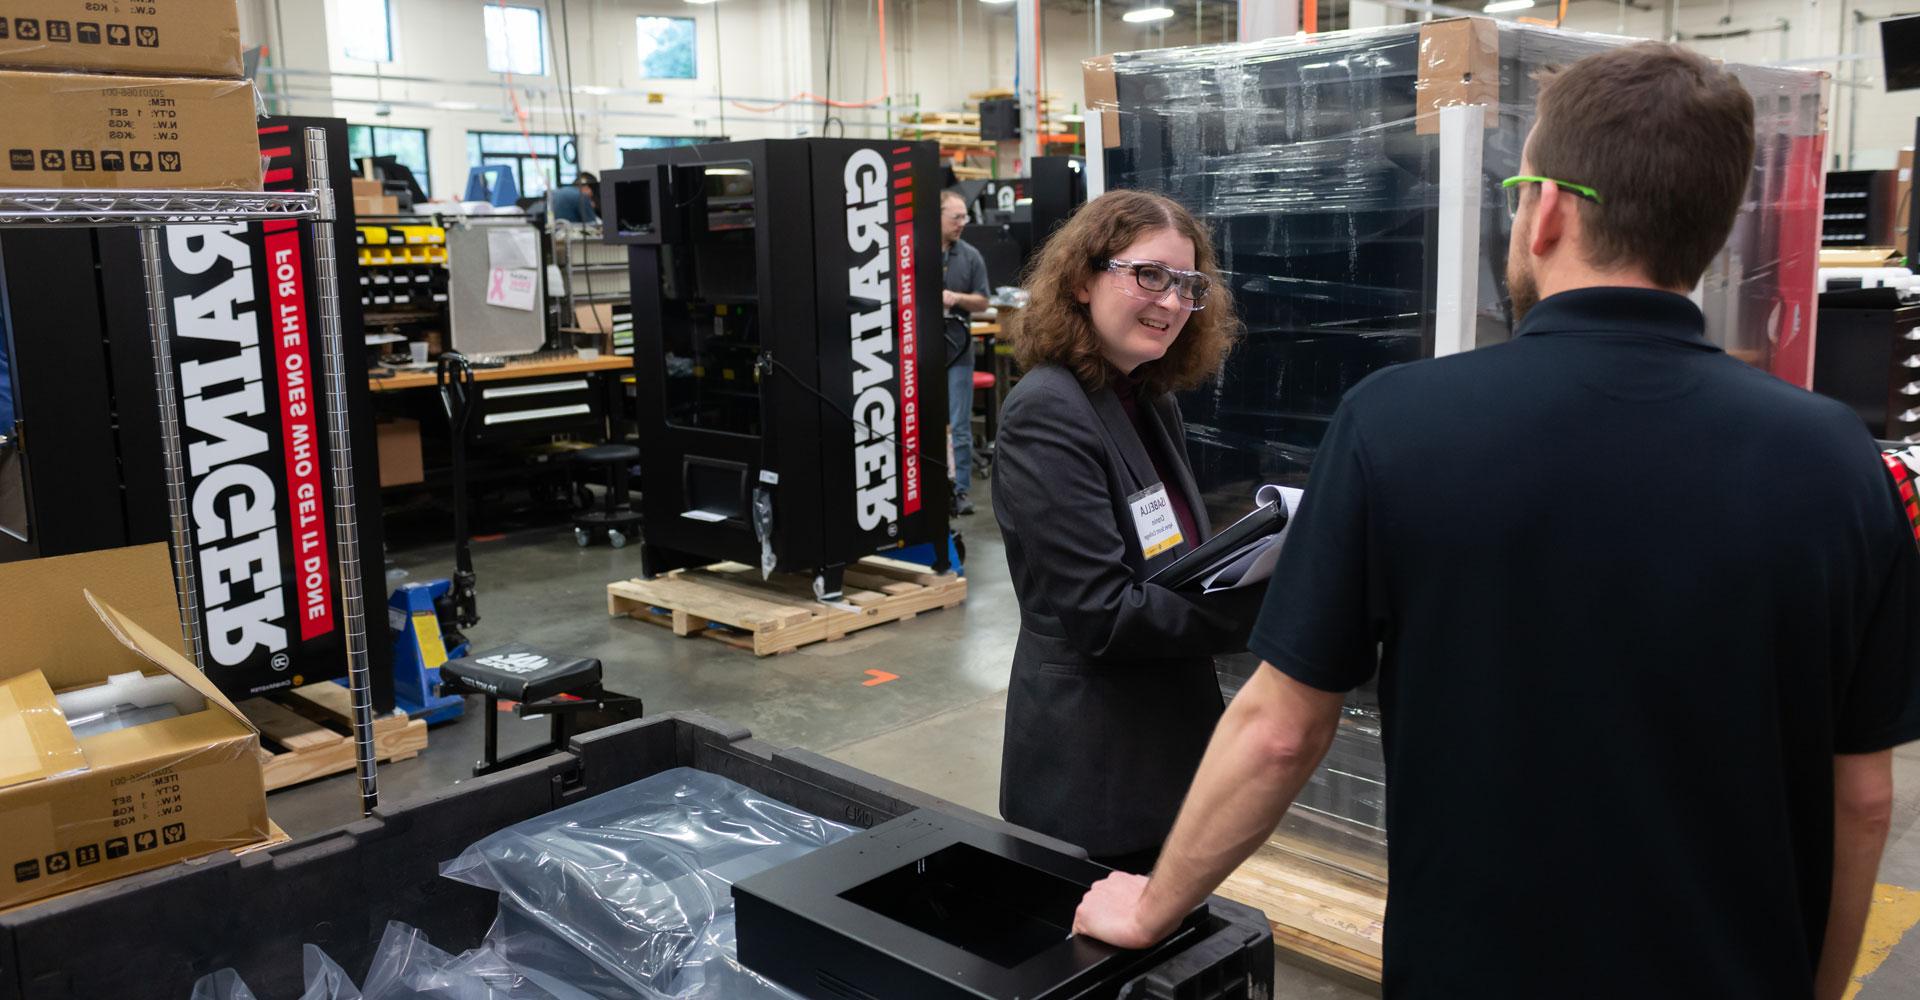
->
[942, 189, 992, 516]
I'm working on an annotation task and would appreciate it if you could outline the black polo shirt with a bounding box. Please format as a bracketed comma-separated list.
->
[1251, 287, 1920, 998]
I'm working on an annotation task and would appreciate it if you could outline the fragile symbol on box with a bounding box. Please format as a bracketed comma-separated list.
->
[106, 23, 128, 45]
[130, 151, 153, 172]
[162, 822, 186, 845]
[44, 851, 70, 874]
[158, 151, 181, 172]
[133, 829, 157, 853]
[135, 25, 158, 47]
[77, 21, 100, 44]
[47, 20, 71, 42]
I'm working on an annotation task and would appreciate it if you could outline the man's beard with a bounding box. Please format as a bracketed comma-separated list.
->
[1508, 254, 1539, 325]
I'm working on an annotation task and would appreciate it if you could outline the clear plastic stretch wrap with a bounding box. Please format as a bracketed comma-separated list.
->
[1090, 17, 1827, 516]
[1091, 18, 1826, 875]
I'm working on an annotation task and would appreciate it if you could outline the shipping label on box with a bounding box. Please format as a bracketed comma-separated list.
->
[0, 70, 261, 191]
[0, 0, 242, 77]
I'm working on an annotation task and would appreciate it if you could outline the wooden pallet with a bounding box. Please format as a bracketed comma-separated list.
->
[1216, 836, 1387, 983]
[607, 556, 966, 657]
[240, 683, 429, 792]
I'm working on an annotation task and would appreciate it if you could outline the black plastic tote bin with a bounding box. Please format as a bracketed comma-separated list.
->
[0, 712, 1273, 1000]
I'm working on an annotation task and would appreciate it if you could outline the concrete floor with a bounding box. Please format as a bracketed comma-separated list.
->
[271, 477, 1920, 998]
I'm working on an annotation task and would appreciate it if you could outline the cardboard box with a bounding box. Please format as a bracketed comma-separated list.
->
[351, 176, 384, 199]
[1081, 55, 1119, 150]
[0, 70, 261, 191]
[0, 544, 270, 910]
[354, 194, 398, 217]
[1897, 148, 1913, 260]
[0, 0, 243, 78]
[376, 417, 424, 487]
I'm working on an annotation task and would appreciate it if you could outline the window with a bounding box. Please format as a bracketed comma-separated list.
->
[483, 4, 545, 75]
[347, 125, 432, 197]
[466, 131, 578, 198]
[339, 0, 395, 61]
[635, 16, 697, 79]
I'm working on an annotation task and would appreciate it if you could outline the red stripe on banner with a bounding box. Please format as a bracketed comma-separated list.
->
[264, 229, 336, 641]
[260, 146, 293, 161]
[258, 124, 291, 135]
[893, 146, 911, 154]
[893, 193, 912, 207]
[893, 176, 911, 190]
[893, 153, 920, 516]
[263, 167, 295, 185]
[892, 161, 910, 172]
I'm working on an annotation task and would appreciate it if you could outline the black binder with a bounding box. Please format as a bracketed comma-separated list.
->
[1145, 500, 1289, 590]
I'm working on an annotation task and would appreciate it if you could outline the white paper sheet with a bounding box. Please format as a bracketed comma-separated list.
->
[1201, 485, 1303, 593]
[487, 226, 541, 269]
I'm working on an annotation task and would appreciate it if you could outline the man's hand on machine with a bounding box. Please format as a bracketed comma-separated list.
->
[942, 289, 959, 308]
[1072, 872, 1176, 950]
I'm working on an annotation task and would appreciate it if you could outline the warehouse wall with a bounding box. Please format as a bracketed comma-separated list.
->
[1549, 0, 1916, 169]
[237, 0, 1916, 196]
[245, 0, 818, 196]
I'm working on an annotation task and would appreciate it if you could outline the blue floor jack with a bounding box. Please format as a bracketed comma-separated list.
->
[378, 356, 482, 724]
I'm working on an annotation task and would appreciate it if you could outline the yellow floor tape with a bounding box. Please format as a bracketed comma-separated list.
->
[1844, 883, 1920, 1000]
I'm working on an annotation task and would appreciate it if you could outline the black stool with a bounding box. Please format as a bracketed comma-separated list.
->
[439, 643, 644, 776]
[572, 443, 642, 548]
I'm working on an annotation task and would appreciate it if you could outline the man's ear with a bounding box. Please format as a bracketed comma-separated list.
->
[1529, 180, 1569, 260]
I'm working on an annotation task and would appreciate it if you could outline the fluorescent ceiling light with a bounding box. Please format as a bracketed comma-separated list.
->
[685, 0, 718, 5]
[1482, 0, 1535, 12]
[1123, 6, 1174, 22]
[979, 0, 1016, 5]
[433, 100, 480, 111]
[573, 84, 613, 96]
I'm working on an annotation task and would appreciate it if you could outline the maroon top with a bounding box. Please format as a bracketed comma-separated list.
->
[1112, 375, 1201, 552]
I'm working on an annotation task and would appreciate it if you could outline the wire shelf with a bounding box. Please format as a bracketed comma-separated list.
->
[0, 189, 321, 227]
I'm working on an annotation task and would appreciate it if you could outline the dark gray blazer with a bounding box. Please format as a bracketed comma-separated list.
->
[993, 363, 1256, 857]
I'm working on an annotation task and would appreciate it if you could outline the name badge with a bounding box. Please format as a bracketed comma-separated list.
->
[1127, 483, 1184, 559]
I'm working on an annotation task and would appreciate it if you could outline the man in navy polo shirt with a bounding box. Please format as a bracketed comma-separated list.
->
[1072, 43, 1920, 998]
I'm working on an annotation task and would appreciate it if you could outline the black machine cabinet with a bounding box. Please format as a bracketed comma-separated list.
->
[606, 138, 947, 596]
[1813, 295, 1920, 442]
[959, 156, 1086, 289]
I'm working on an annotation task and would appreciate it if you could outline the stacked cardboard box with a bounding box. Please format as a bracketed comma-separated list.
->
[0, 0, 260, 191]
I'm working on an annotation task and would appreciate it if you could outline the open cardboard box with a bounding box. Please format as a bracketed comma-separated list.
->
[0, 544, 269, 909]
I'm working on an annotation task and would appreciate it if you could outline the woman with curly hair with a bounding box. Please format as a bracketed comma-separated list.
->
[994, 189, 1257, 873]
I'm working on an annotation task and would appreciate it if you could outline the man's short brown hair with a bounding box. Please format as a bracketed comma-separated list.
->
[1012, 189, 1237, 396]
[1528, 43, 1756, 289]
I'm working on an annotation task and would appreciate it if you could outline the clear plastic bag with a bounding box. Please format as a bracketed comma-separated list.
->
[438, 767, 856, 998]
[189, 944, 361, 1000]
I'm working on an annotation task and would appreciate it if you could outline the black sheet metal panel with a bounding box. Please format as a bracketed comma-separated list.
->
[612, 138, 947, 583]
[0, 713, 1272, 1000]
[0, 228, 129, 557]
[734, 809, 1253, 1000]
